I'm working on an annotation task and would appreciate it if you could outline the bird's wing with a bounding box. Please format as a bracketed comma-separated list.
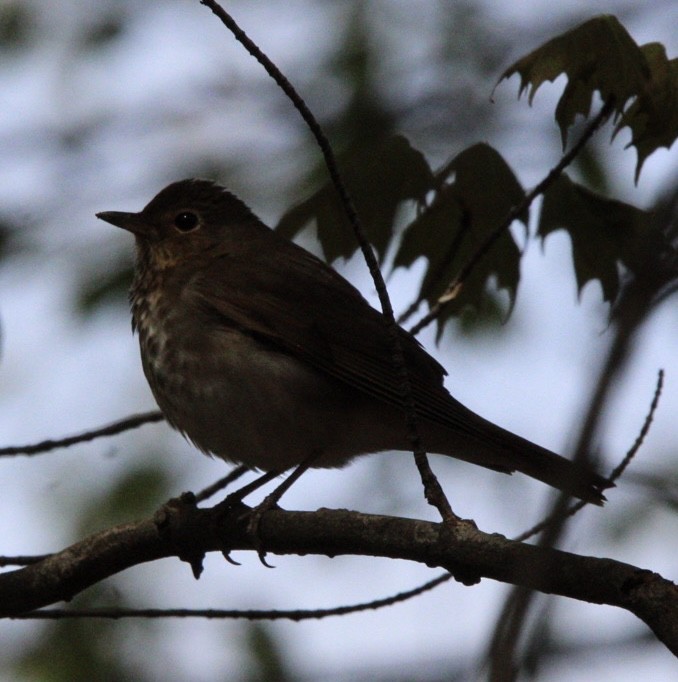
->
[189, 229, 610, 503]
[189, 230, 479, 430]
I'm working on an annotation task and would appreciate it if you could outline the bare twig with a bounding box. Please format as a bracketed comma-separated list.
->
[199, 0, 452, 520]
[514, 369, 664, 543]
[409, 99, 615, 337]
[11, 573, 453, 621]
[0, 411, 164, 457]
[194, 466, 250, 503]
[607, 369, 664, 483]
[0, 554, 50, 567]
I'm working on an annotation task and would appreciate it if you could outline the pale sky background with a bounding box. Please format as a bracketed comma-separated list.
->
[0, 1, 677, 680]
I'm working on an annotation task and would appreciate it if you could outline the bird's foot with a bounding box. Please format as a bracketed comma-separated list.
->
[246, 495, 283, 568]
[154, 491, 205, 579]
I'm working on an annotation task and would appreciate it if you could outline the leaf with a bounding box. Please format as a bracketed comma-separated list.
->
[614, 43, 678, 181]
[394, 143, 526, 338]
[539, 173, 656, 302]
[276, 135, 434, 262]
[499, 15, 650, 146]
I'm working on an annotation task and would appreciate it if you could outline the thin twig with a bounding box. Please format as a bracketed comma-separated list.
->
[194, 466, 250, 503]
[409, 99, 615, 337]
[11, 573, 452, 621]
[0, 411, 164, 457]
[514, 368, 663, 541]
[199, 0, 453, 520]
[0, 465, 252, 567]
[608, 369, 664, 483]
[0, 554, 50, 567]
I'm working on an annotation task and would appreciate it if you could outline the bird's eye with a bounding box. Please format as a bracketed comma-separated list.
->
[173, 211, 199, 232]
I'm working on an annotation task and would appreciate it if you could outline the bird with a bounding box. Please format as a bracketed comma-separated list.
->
[97, 178, 609, 504]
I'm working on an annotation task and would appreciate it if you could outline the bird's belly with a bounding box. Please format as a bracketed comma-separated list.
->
[141, 327, 367, 471]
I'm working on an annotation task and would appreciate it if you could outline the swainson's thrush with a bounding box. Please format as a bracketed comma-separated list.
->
[97, 179, 608, 503]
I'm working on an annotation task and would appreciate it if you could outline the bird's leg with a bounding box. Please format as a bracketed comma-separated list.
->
[211, 469, 282, 566]
[194, 465, 249, 503]
[247, 453, 320, 566]
[219, 469, 282, 507]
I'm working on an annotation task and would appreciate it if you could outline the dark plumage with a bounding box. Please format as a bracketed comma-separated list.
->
[97, 179, 610, 504]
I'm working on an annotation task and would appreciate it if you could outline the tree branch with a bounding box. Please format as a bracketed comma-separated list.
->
[1, 501, 676, 656]
[0, 411, 163, 457]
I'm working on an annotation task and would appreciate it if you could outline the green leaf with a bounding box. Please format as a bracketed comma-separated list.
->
[394, 143, 525, 338]
[614, 43, 678, 182]
[539, 173, 655, 302]
[499, 15, 650, 146]
[276, 135, 434, 262]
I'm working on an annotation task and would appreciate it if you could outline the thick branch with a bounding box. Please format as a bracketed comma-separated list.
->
[0, 502, 676, 655]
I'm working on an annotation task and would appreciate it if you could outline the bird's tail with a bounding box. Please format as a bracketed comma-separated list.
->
[422, 411, 611, 504]
[486, 430, 611, 505]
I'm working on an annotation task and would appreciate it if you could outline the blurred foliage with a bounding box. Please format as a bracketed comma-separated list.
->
[77, 261, 134, 316]
[0, 217, 13, 260]
[13, 588, 154, 682]
[76, 463, 174, 537]
[319, 2, 398, 150]
[608, 180, 678, 323]
[277, 135, 433, 262]
[7, 463, 173, 682]
[500, 15, 678, 179]
[243, 623, 293, 682]
[77, 12, 125, 52]
[0, 1, 34, 50]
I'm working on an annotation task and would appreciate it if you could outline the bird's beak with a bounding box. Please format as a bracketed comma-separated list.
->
[96, 210, 147, 236]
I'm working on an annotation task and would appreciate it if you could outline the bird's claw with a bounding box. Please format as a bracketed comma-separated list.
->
[246, 500, 282, 568]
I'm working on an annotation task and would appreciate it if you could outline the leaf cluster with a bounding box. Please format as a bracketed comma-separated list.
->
[276, 16, 676, 336]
